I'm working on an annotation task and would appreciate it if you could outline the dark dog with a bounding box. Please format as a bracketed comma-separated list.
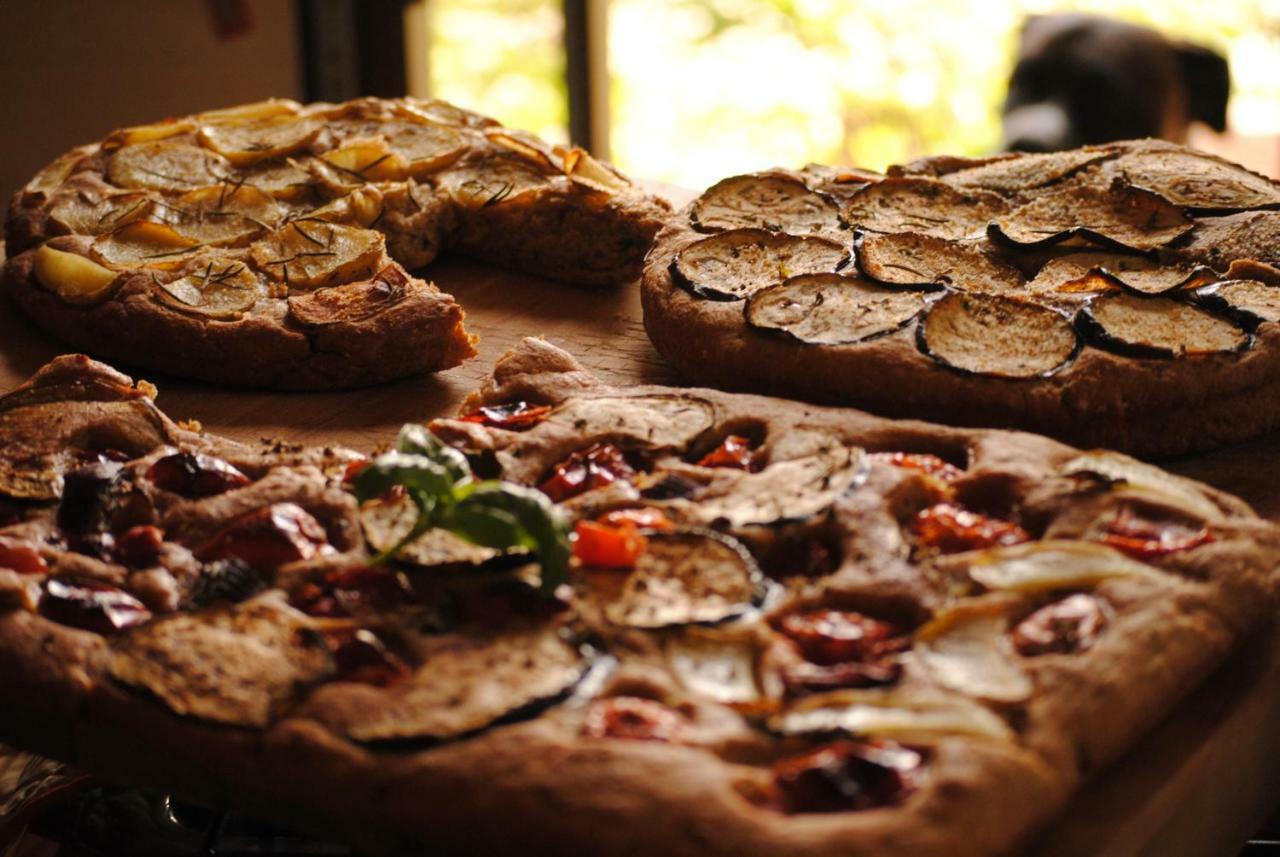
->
[1002, 13, 1230, 152]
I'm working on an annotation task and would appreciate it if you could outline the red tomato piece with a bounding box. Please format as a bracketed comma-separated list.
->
[697, 435, 755, 470]
[1012, 593, 1109, 657]
[771, 740, 921, 814]
[777, 610, 909, 666]
[290, 565, 416, 617]
[910, 503, 1030, 554]
[325, 628, 411, 686]
[572, 520, 648, 569]
[147, 451, 251, 497]
[197, 502, 331, 571]
[115, 525, 164, 568]
[39, 578, 151, 635]
[781, 660, 904, 695]
[539, 443, 636, 502]
[0, 536, 49, 576]
[1099, 509, 1214, 561]
[460, 401, 552, 431]
[869, 452, 963, 482]
[582, 696, 685, 742]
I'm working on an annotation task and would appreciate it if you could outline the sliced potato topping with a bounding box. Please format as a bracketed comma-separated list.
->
[321, 140, 409, 183]
[585, 530, 763, 628]
[771, 689, 1014, 741]
[90, 221, 201, 271]
[546, 395, 715, 451]
[665, 626, 766, 705]
[967, 540, 1157, 592]
[155, 258, 265, 319]
[25, 151, 86, 194]
[249, 221, 384, 289]
[746, 273, 929, 345]
[916, 598, 1032, 704]
[487, 130, 561, 172]
[1061, 451, 1227, 523]
[378, 120, 470, 173]
[691, 174, 844, 237]
[559, 147, 631, 194]
[198, 116, 320, 166]
[197, 99, 303, 123]
[106, 141, 230, 192]
[672, 229, 850, 302]
[919, 292, 1078, 378]
[32, 245, 120, 305]
[991, 182, 1193, 252]
[104, 120, 197, 149]
[441, 154, 555, 208]
[48, 192, 156, 237]
[238, 158, 317, 199]
[858, 231, 1023, 293]
[1077, 292, 1249, 358]
[843, 178, 1007, 240]
[170, 183, 284, 245]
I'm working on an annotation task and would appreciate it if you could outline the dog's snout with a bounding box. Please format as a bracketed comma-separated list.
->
[1002, 102, 1072, 152]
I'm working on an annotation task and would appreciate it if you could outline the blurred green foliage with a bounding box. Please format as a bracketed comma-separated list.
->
[426, 0, 1280, 186]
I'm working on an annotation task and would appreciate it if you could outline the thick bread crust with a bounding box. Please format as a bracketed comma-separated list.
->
[642, 167, 1280, 459]
[0, 341, 1276, 857]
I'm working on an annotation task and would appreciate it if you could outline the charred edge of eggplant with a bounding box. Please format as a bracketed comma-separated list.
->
[1118, 173, 1280, 217]
[850, 229, 954, 292]
[661, 527, 778, 623]
[1099, 264, 1220, 299]
[1189, 282, 1273, 332]
[698, 453, 871, 532]
[1072, 298, 1254, 360]
[743, 281, 933, 348]
[359, 636, 599, 751]
[670, 233, 853, 303]
[688, 176, 849, 236]
[986, 222, 1175, 257]
[915, 293, 1083, 380]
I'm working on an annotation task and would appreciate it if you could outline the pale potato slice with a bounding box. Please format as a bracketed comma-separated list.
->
[32, 245, 121, 305]
[771, 688, 1014, 741]
[916, 597, 1032, 704]
[107, 141, 230, 192]
[250, 221, 385, 289]
[48, 192, 156, 237]
[967, 540, 1157, 593]
[321, 140, 409, 183]
[103, 120, 197, 149]
[198, 116, 320, 166]
[155, 259, 266, 319]
[197, 99, 303, 123]
[560, 147, 632, 195]
[90, 221, 200, 271]
[441, 154, 555, 208]
[238, 157, 318, 199]
[25, 150, 86, 194]
[170, 183, 284, 245]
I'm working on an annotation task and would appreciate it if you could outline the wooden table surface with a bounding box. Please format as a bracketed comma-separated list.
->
[2, 216, 1280, 855]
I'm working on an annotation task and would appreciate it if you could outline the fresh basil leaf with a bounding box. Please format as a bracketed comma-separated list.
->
[397, 424, 470, 482]
[351, 453, 458, 507]
[447, 483, 570, 593]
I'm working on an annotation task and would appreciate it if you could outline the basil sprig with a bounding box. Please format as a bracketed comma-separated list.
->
[352, 425, 570, 593]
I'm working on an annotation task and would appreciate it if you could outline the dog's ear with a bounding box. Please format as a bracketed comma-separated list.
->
[1175, 42, 1230, 132]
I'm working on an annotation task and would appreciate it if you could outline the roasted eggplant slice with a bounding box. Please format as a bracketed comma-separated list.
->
[1176, 211, 1280, 272]
[842, 178, 1007, 240]
[156, 258, 265, 319]
[249, 221, 384, 289]
[1026, 252, 1217, 301]
[303, 621, 589, 743]
[745, 273, 930, 345]
[934, 149, 1112, 195]
[918, 292, 1079, 378]
[989, 182, 1192, 252]
[546, 395, 716, 451]
[1076, 292, 1250, 358]
[582, 529, 765, 628]
[661, 440, 866, 528]
[855, 231, 1023, 292]
[107, 142, 231, 192]
[1193, 279, 1280, 328]
[1101, 145, 1280, 212]
[108, 595, 334, 728]
[672, 229, 849, 302]
[691, 174, 844, 238]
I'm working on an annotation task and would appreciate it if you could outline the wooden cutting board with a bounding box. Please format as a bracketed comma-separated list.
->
[1, 220, 1279, 855]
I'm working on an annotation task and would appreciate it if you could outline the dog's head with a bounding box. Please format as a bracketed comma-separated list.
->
[1002, 13, 1229, 152]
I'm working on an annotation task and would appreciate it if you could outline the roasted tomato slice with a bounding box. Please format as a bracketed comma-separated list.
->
[869, 452, 963, 482]
[325, 628, 411, 687]
[1098, 509, 1214, 561]
[461, 401, 552, 431]
[772, 740, 921, 814]
[572, 520, 648, 569]
[582, 696, 686, 742]
[597, 507, 676, 531]
[1012, 593, 1108, 657]
[781, 660, 904, 695]
[777, 610, 909, 666]
[114, 525, 164, 568]
[197, 502, 331, 571]
[148, 451, 251, 497]
[39, 577, 151, 634]
[290, 564, 416, 617]
[911, 503, 1030, 554]
[0, 536, 49, 576]
[539, 443, 636, 502]
[697, 435, 756, 470]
